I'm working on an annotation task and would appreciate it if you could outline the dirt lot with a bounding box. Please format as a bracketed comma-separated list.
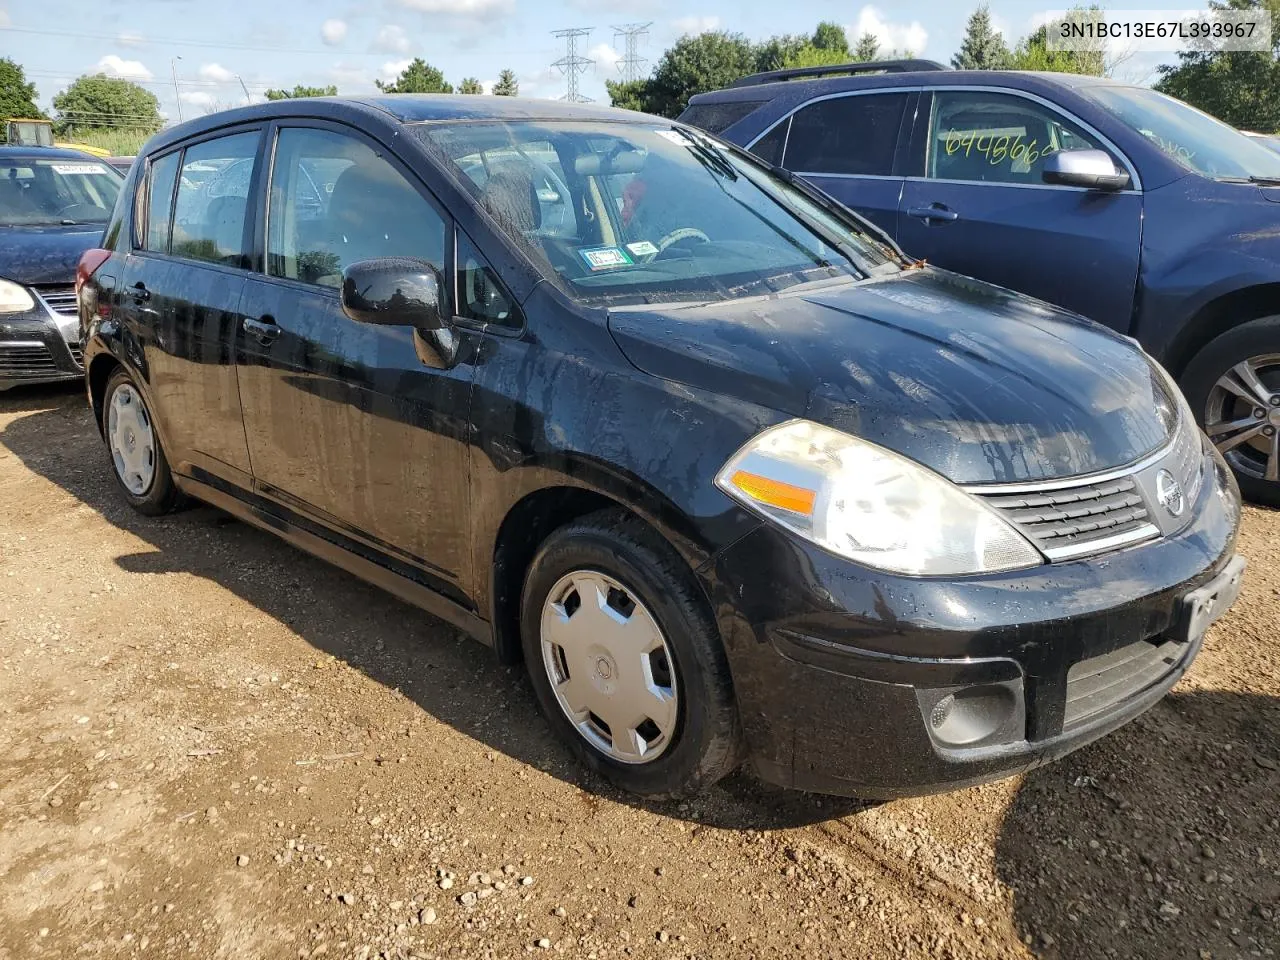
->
[0, 384, 1277, 960]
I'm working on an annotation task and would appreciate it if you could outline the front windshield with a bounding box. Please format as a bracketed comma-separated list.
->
[1081, 85, 1280, 181]
[0, 157, 122, 226]
[417, 120, 900, 305]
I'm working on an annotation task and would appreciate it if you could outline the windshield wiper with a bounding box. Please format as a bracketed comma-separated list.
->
[1250, 175, 1280, 186]
[678, 128, 738, 181]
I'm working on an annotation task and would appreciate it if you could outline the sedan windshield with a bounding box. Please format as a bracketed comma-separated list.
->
[417, 120, 901, 305]
[0, 157, 122, 226]
[1080, 85, 1280, 182]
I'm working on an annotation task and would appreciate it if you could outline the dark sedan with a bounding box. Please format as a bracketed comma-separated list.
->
[77, 96, 1243, 799]
[0, 146, 122, 389]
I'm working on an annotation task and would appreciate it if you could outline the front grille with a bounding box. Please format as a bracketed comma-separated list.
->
[0, 341, 58, 376]
[976, 475, 1158, 561]
[34, 285, 78, 317]
[1064, 638, 1185, 729]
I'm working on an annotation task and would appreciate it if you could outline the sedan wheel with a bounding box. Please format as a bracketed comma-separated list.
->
[540, 570, 678, 764]
[107, 383, 157, 495]
[1204, 354, 1280, 483]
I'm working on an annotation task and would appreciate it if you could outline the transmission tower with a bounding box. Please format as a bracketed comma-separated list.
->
[613, 23, 652, 84]
[551, 27, 594, 103]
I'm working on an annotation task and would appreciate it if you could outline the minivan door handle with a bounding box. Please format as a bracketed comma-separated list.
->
[906, 204, 959, 224]
[242, 315, 280, 345]
[130, 281, 150, 302]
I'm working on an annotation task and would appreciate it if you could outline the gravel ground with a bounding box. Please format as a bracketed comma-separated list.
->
[1, 384, 1277, 960]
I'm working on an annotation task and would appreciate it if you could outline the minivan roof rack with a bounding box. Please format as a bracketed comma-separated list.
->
[728, 59, 948, 88]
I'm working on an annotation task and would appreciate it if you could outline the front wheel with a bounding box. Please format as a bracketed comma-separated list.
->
[519, 509, 743, 799]
[1181, 316, 1280, 507]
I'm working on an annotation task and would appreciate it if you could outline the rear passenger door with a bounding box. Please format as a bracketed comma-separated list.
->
[235, 122, 481, 597]
[896, 89, 1142, 328]
[120, 128, 262, 488]
[749, 91, 915, 237]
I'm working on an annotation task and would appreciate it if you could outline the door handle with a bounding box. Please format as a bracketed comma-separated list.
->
[242, 315, 280, 345]
[130, 281, 150, 302]
[906, 205, 959, 224]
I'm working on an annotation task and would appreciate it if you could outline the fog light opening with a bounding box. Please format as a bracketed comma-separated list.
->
[925, 685, 1019, 747]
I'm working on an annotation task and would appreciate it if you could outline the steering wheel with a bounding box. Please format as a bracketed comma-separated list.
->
[55, 202, 100, 221]
[655, 227, 710, 256]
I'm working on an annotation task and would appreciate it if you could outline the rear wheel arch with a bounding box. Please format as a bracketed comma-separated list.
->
[88, 353, 122, 434]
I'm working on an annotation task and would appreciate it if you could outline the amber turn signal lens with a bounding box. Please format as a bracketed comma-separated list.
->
[730, 470, 816, 515]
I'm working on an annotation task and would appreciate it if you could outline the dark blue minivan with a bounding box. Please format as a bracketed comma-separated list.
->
[687, 62, 1280, 505]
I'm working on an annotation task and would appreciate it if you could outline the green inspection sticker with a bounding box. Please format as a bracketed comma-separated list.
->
[579, 246, 633, 270]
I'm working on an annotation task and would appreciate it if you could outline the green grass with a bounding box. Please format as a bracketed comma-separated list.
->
[57, 127, 152, 157]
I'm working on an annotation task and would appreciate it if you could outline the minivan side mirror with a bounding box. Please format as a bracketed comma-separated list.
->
[341, 258, 446, 330]
[1041, 149, 1131, 191]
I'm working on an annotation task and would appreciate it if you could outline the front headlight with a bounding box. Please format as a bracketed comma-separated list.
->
[0, 278, 35, 314]
[715, 420, 1043, 576]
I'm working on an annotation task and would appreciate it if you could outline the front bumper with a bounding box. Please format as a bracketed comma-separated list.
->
[0, 289, 84, 390]
[704, 449, 1243, 798]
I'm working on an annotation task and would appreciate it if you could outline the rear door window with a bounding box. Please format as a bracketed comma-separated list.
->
[143, 152, 179, 252]
[171, 132, 261, 267]
[783, 93, 908, 176]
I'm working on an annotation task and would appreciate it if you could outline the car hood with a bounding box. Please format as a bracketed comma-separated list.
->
[0, 223, 105, 286]
[606, 268, 1178, 484]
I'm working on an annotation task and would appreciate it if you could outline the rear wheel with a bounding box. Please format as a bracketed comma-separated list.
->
[103, 368, 182, 515]
[1181, 317, 1280, 507]
[519, 509, 742, 798]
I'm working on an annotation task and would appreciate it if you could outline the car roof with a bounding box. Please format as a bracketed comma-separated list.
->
[0, 144, 111, 161]
[350, 94, 656, 123]
[687, 69, 1125, 106]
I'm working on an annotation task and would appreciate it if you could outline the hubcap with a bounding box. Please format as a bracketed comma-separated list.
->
[107, 384, 156, 496]
[1206, 354, 1280, 483]
[540, 571, 678, 765]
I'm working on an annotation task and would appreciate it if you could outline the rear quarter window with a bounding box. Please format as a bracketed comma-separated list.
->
[676, 100, 765, 135]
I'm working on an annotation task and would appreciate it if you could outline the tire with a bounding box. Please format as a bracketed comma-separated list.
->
[519, 508, 743, 799]
[102, 367, 183, 516]
[1180, 316, 1280, 508]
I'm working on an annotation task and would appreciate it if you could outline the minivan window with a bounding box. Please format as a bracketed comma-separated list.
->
[171, 132, 260, 267]
[783, 93, 908, 176]
[144, 152, 180, 252]
[1080, 84, 1280, 181]
[417, 120, 900, 306]
[267, 126, 448, 290]
[457, 229, 522, 328]
[0, 157, 120, 226]
[927, 91, 1107, 185]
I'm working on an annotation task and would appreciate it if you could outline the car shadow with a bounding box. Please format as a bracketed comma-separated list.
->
[996, 689, 1280, 959]
[0, 390, 866, 829]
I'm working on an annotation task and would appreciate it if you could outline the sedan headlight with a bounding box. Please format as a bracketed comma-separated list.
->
[0, 278, 34, 314]
[715, 420, 1043, 576]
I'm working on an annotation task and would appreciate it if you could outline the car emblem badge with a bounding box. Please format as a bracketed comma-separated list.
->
[1155, 469, 1185, 518]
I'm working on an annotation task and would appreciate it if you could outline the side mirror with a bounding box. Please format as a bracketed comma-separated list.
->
[1041, 149, 1131, 191]
[341, 258, 446, 330]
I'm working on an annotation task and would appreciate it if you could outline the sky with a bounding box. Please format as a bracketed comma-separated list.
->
[2, 0, 1209, 122]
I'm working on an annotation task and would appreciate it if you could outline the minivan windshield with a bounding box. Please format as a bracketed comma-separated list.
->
[0, 157, 122, 226]
[417, 120, 901, 305]
[1080, 85, 1280, 182]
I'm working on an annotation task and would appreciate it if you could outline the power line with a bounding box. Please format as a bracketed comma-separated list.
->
[551, 27, 593, 103]
[613, 23, 652, 84]
[1, 24, 380, 56]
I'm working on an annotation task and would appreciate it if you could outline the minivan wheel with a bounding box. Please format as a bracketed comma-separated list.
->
[1181, 316, 1280, 507]
[519, 509, 742, 799]
[103, 368, 182, 515]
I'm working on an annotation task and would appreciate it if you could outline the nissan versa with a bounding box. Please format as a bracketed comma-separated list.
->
[77, 97, 1244, 799]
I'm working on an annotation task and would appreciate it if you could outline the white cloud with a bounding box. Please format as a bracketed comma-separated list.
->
[117, 31, 145, 47]
[178, 90, 218, 111]
[0, 10, 10, 27]
[392, 0, 513, 22]
[380, 59, 413, 83]
[588, 42, 621, 78]
[97, 55, 154, 81]
[321, 18, 348, 45]
[373, 24, 412, 54]
[852, 5, 928, 56]
[671, 15, 719, 35]
[328, 61, 376, 92]
[198, 62, 235, 83]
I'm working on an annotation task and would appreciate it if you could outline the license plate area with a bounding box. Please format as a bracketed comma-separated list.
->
[1172, 555, 1246, 645]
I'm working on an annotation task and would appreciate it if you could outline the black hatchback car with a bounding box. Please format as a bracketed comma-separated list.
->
[0, 146, 122, 388]
[79, 96, 1244, 799]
